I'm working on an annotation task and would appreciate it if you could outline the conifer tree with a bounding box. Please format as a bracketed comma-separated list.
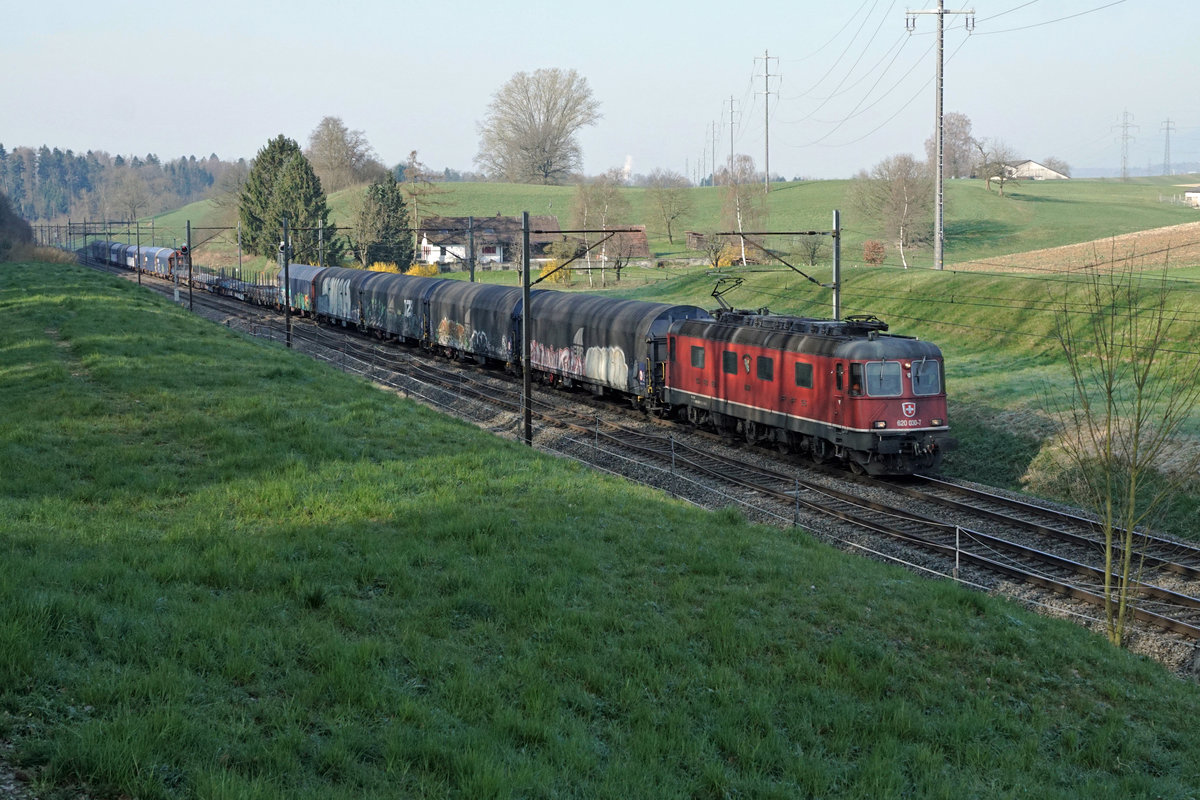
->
[238, 135, 340, 264]
[350, 172, 412, 267]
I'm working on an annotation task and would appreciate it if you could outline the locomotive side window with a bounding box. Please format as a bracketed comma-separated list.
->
[691, 346, 705, 369]
[865, 361, 903, 397]
[836, 363, 844, 391]
[849, 363, 863, 396]
[756, 356, 774, 382]
[722, 350, 738, 375]
[795, 362, 813, 389]
[912, 359, 942, 395]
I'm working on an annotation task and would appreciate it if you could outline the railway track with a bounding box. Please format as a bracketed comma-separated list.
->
[82, 256, 1200, 662]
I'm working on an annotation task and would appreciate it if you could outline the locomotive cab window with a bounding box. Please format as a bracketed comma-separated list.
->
[756, 356, 774, 382]
[865, 361, 903, 397]
[722, 350, 738, 375]
[912, 358, 942, 395]
[691, 346, 705, 369]
[849, 363, 863, 396]
[795, 362, 813, 389]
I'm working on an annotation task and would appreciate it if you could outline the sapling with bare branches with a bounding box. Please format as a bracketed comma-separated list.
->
[1045, 251, 1200, 646]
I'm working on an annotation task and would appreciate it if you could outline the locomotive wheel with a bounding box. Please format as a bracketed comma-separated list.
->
[810, 439, 828, 465]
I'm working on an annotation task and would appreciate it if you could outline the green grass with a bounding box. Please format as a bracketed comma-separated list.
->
[5, 261, 1200, 798]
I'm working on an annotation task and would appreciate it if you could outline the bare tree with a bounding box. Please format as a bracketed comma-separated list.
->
[973, 138, 1020, 195]
[211, 159, 249, 210]
[645, 168, 693, 244]
[305, 116, 386, 193]
[402, 150, 450, 240]
[796, 235, 826, 267]
[112, 171, 150, 222]
[924, 111, 975, 179]
[848, 154, 932, 267]
[1045, 253, 1200, 647]
[572, 169, 631, 287]
[717, 154, 766, 266]
[476, 68, 601, 185]
[990, 140, 1020, 196]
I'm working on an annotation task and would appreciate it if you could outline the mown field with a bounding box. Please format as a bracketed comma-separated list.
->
[4, 260, 1200, 799]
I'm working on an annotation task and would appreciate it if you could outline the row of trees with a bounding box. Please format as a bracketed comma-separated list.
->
[0, 145, 232, 222]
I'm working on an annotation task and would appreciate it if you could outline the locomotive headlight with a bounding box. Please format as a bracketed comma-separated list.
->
[873, 420, 887, 429]
[931, 418, 943, 426]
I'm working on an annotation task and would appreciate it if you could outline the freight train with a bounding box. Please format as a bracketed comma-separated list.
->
[87, 241, 954, 475]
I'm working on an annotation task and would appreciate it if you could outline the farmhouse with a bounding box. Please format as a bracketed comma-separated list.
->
[1005, 160, 1070, 181]
[1184, 188, 1200, 209]
[417, 214, 562, 266]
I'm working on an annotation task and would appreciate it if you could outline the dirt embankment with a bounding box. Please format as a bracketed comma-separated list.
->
[954, 220, 1200, 273]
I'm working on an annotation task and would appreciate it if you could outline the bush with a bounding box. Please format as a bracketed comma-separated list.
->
[405, 263, 440, 277]
[368, 262, 403, 273]
[862, 240, 886, 265]
[539, 259, 572, 284]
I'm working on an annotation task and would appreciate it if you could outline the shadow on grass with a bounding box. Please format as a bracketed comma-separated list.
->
[1004, 192, 1072, 204]
[939, 405, 1044, 490]
[942, 219, 1019, 251]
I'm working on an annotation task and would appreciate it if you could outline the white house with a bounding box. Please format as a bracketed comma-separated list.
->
[417, 215, 562, 266]
[1005, 160, 1070, 181]
[1184, 188, 1200, 209]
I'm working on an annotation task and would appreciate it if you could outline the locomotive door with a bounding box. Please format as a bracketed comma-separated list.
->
[833, 362, 846, 426]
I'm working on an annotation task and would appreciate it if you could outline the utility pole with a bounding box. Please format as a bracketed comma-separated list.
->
[281, 217, 292, 349]
[521, 211, 532, 447]
[1114, 110, 1138, 181]
[755, 49, 779, 193]
[831, 209, 841, 321]
[907, 0, 974, 271]
[711, 120, 718, 185]
[186, 220, 193, 311]
[727, 96, 738, 176]
[468, 216, 476, 282]
[1162, 118, 1175, 176]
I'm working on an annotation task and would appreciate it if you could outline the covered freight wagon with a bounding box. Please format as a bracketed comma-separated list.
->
[526, 292, 711, 397]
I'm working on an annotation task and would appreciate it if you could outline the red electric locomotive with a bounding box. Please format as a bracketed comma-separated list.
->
[663, 311, 954, 475]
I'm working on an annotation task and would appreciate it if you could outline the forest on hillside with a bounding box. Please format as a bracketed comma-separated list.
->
[0, 144, 244, 223]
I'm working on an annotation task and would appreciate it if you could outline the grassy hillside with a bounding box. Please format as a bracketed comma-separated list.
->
[4, 260, 1200, 799]
[131, 174, 1200, 274]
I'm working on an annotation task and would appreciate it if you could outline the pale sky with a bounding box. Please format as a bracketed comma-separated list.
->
[4, 0, 1197, 180]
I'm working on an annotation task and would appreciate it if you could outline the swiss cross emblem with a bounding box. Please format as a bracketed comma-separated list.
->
[902, 402, 917, 418]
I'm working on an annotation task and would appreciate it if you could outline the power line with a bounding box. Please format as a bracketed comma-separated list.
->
[972, 0, 1127, 33]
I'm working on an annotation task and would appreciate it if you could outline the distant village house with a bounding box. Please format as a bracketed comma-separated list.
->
[417, 214, 562, 266]
[1004, 160, 1070, 181]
